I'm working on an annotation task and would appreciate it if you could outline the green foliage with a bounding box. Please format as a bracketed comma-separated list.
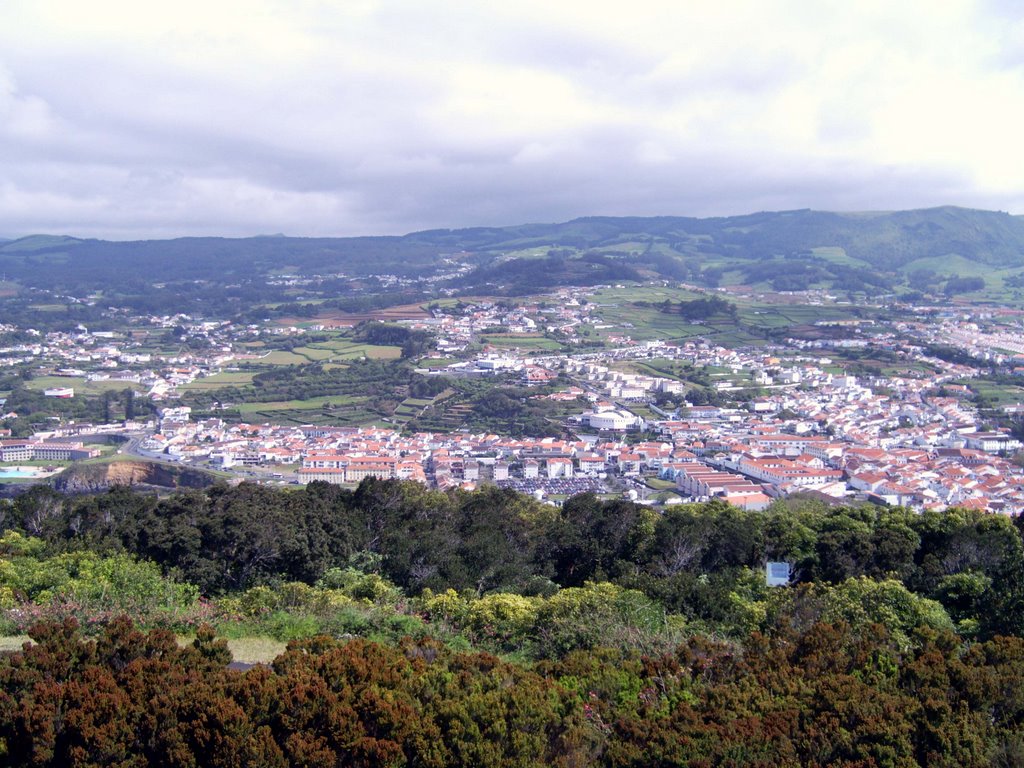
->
[6, 481, 1024, 647]
[818, 577, 954, 649]
[0, 532, 203, 632]
[316, 567, 403, 603]
[655, 294, 738, 320]
[353, 320, 434, 358]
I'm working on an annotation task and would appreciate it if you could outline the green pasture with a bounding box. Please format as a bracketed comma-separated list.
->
[258, 350, 311, 365]
[590, 285, 704, 305]
[292, 346, 335, 361]
[479, 334, 562, 350]
[964, 379, 1024, 407]
[809, 246, 872, 267]
[304, 339, 403, 360]
[180, 371, 256, 390]
[645, 478, 678, 491]
[257, 343, 401, 366]
[236, 395, 361, 413]
[596, 304, 710, 341]
[417, 358, 455, 369]
[25, 376, 146, 394]
[902, 254, 997, 279]
[229, 398, 379, 427]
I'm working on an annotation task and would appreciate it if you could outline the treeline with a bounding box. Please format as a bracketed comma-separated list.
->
[353, 321, 434, 358]
[742, 256, 895, 293]
[924, 343, 991, 368]
[2, 385, 154, 437]
[644, 294, 738, 320]
[6, 481, 1024, 640]
[5, 615, 1024, 766]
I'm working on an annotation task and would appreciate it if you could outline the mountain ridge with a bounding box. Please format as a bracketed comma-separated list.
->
[3, 206, 1023, 298]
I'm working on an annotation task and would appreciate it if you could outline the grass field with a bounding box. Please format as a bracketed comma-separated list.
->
[303, 340, 403, 360]
[181, 371, 256, 390]
[236, 395, 361, 413]
[292, 345, 335, 361]
[259, 350, 314, 365]
[172, 635, 287, 664]
[258, 343, 401, 366]
[902, 254, 998, 279]
[963, 379, 1024, 407]
[597, 303, 710, 341]
[0, 636, 29, 653]
[25, 376, 147, 394]
[478, 334, 563, 350]
[809, 246, 873, 268]
[225, 636, 287, 664]
[230, 401, 380, 427]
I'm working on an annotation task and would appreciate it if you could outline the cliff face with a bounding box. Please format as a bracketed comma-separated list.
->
[52, 460, 219, 493]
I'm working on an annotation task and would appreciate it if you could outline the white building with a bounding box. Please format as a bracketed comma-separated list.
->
[585, 409, 641, 430]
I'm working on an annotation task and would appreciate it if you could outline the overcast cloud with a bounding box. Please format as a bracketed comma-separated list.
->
[1, 0, 1023, 239]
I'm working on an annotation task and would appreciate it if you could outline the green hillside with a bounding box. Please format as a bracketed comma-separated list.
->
[4, 207, 1024, 302]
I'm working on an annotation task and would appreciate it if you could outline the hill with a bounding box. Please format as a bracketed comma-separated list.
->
[413, 206, 1024, 267]
[4, 206, 1024, 301]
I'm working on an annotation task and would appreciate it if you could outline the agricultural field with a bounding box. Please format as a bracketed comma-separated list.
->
[277, 302, 431, 327]
[590, 285, 705, 305]
[257, 342, 401, 366]
[595, 303, 710, 341]
[257, 350, 312, 365]
[229, 404, 379, 427]
[389, 390, 455, 427]
[301, 339, 403, 361]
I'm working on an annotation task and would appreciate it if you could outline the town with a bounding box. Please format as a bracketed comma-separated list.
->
[3, 280, 1024, 515]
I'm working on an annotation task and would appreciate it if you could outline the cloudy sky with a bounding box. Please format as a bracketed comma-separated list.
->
[2, 0, 1023, 239]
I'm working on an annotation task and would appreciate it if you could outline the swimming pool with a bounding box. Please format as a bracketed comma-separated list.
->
[0, 467, 44, 479]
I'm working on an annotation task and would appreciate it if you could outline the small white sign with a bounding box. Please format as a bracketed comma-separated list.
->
[766, 561, 791, 587]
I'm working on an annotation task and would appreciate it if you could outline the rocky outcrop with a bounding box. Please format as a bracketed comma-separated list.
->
[52, 460, 219, 493]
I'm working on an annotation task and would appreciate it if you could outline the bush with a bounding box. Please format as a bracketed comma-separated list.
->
[317, 567, 402, 604]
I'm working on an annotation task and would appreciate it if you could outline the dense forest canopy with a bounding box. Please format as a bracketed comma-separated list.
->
[5, 479, 1024, 642]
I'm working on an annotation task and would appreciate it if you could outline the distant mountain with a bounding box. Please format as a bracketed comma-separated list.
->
[3, 206, 1023, 298]
[410, 206, 1024, 268]
[0, 233, 441, 286]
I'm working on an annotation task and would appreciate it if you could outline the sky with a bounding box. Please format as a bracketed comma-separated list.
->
[2, 0, 1024, 240]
